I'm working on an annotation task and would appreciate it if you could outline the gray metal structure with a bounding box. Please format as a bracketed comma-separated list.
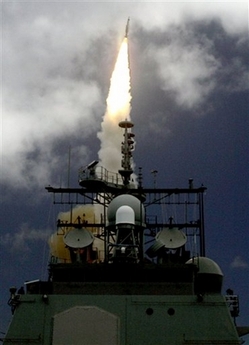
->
[3, 120, 249, 344]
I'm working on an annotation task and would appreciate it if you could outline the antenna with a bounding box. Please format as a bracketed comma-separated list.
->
[156, 228, 187, 249]
[67, 145, 71, 188]
[145, 240, 164, 258]
[63, 228, 94, 249]
[151, 170, 158, 188]
[87, 160, 99, 170]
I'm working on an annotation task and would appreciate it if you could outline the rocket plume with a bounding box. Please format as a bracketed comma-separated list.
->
[50, 36, 133, 264]
[97, 37, 132, 173]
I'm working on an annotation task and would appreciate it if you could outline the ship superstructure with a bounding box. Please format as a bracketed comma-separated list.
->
[3, 116, 249, 345]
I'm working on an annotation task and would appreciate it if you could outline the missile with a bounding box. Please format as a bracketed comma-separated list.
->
[125, 17, 130, 38]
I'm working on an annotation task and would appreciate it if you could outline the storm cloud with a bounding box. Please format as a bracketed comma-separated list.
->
[1, 2, 248, 189]
[0, 1, 248, 335]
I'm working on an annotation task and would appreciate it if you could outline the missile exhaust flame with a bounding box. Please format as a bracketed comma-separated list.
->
[97, 37, 132, 173]
[49, 24, 135, 264]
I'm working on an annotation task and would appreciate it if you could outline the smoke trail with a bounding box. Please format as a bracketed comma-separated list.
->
[97, 37, 132, 173]
[49, 39, 132, 263]
[49, 205, 104, 263]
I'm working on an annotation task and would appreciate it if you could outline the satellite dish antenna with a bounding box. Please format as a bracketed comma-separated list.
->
[146, 240, 164, 258]
[63, 228, 94, 249]
[156, 227, 187, 249]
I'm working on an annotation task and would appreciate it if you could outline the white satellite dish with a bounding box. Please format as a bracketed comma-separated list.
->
[156, 227, 187, 249]
[63, 228, 94, 249]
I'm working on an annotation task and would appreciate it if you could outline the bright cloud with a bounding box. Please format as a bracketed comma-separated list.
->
[0, 223, 51, 253]
[1, 2, 248, 190]
[230, 256, 248, 269]
[149, 28, 221, 108]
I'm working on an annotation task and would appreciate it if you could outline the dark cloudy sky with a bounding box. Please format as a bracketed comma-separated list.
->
[0, 1, 248, 341]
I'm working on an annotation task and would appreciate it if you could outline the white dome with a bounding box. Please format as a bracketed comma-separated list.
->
[186, 257, 223, 276]
[107, 194, 145, 227]
[116, 205, 135, 225]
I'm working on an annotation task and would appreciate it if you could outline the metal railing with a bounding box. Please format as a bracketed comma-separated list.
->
[78, 165, 123, 187]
